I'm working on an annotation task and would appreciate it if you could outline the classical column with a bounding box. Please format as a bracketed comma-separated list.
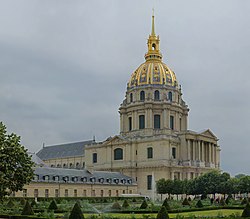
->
[187, 140, 191, 160]
[208, 143, 211, 163]
[149, 108, 153, 129]
[197, 141, 201, 160]
[166, 109, 170, 128]
[192, 141, 196, 161]
[145, 109, 148, 128]
[163, 109, 167, 128]
[201, 141, 205, 162]
[133, 111, 137, 130]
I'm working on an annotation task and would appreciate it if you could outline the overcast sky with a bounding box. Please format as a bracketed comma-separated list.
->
[0, 0, 249, 176]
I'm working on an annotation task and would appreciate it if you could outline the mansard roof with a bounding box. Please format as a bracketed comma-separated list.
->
[36, 140, 94, 160]
[33, 167, 136, 185]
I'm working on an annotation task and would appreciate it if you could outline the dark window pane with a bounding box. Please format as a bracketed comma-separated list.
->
[154, 115, 160, 129]
[114, 148, 123, 160]
[168, 92, 173, 102]
[93, 153, 97, 163]
[129, 117, 132, 131]
[139, 115, 145, 129]
[170, 115, 174, 130]
[140, 91, 145, 101]
[172, 147, 176, 159]
[147, 147, 153, 159]
[154, 90, 160, 100]
[147, 175, 152, 190]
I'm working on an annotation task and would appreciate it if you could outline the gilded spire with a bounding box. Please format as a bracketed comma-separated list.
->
[145, 11, 162, 62]
[151, 9, 156, 36]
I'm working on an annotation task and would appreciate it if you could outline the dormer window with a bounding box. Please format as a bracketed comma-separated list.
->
[81, 177, 87, 182]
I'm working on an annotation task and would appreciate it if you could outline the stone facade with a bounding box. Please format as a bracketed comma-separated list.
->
[36, 15, 221, 198]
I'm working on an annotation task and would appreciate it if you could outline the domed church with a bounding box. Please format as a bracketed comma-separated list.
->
[37, 15, 221, 198]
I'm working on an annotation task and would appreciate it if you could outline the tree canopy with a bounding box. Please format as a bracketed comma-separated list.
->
[0, 122, 34, 200]
[156, 170, 248, 198]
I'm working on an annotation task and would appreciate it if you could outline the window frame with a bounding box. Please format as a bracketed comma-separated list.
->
[114, 148, 123, 160]
[154, 114, 161, 129]
[139, 115, 145, 129]
[147, 147, 153, 159]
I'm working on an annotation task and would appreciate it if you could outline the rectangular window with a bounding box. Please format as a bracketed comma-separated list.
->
[172, 147, 176, 159]
[55, 189, 59, 198]
[83, 190, 87, 197]
[34, 189, 38, 198]
[108, 190, 112, 197]
[139, 115, 145, 129]
[147, 147, 153, 159]
[45, 189, 49, 198]
[154, 115, 161, 129]
[74, 189, 77, 197]
[65, 189, 68, 197]
[116, 190, 119, 197]
[147, 175, 152, 190]
[91, 190, 96, 197]
[93, 153, 97, 163]
[129, 117, 132, 131]
[170, 115, 174, 130]
[23, 189, 27, 197]
[179, 118, 182, 131]
[100, 190, 104, 197]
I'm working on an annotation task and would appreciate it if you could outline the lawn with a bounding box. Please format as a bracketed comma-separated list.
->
[83, 209, 243, 218]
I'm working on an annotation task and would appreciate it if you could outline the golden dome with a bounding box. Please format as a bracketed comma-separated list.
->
[128, 14, 178, 89]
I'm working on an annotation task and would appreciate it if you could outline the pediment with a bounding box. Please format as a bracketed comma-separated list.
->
[199, 129, 217, 138]
[103, 135, 127, 146]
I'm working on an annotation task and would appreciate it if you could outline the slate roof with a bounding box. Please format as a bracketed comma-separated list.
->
[33, 167, 136, 185]
[36, 140, 94, 160]
[28, 152, 47, 167]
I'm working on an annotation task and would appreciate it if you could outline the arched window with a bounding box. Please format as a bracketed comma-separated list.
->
[147, 147, 153, 159]
[154, 90, 160, 100]
[140, 91, 145, 101]
[139, 115, 145, 129]
[130, 93, 133, 103]
[168, 91, 173, 102]
[114, 148, 123, 160]
[154, 114, 161, 129]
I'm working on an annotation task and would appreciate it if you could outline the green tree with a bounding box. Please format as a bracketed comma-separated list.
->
[156, 206, 169, 219]
[0, 122, 34, 200]
[242, 202, 250, 217]
[48, 199, 58, 211]
[156, 178, 167, 200]
[69, 202, 84, 219]
[21, 200, 34, 215]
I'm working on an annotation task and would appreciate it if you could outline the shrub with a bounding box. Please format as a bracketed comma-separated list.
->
[20, 198, 26, 206]
[241, 198, 248, 205]
[111, 201, 122, 210]
[6, 199, 15, 208]
[156, 206, 169, 219]
[219, 198, 225, 206]
[225, 196, 231, 205]
[182, 198, 190, 206]
[162, 198, 171, 210]
[31, 199, 37, 207]
[48, 199, 58, 211]
[140, 200, 148, 209]
[242, 202, 250, 217]
[21, 200, 34, 215]
[195, 200, 203, 208]
[187, 197, 192, 202]
[69, 202, 84, 219]
[122, 199, 130, 208]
